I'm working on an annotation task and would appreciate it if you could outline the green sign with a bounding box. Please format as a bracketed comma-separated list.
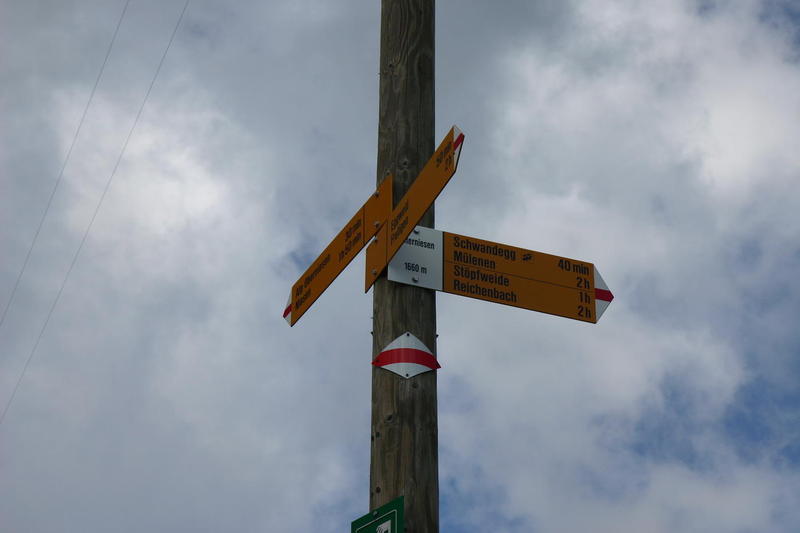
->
[351, 496, 404, 533]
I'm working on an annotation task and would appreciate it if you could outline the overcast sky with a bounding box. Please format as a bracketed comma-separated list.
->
[2, 1, 800, 531]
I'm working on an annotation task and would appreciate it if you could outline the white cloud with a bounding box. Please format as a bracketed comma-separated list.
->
[2, 1, 800, 532]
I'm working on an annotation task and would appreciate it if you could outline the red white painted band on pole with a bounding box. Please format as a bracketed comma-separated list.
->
[373, 348, 441, 370]
[374, 332, 439, 379]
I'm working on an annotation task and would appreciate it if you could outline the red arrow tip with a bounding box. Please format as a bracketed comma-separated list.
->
[595, 288, 614, 302]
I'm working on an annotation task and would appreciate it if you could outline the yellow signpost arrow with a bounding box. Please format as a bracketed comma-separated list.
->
[387, 226, 614, 323]
[284, 177, 392, 326]
[441, 231, 613, 323]
[364, 126, 464, 291]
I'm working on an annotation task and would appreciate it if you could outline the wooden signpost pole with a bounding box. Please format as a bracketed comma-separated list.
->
[371, 1, 438, 531]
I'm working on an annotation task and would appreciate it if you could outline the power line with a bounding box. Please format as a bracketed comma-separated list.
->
[0, 0, 131, 335]
[0, 0, 191, 427]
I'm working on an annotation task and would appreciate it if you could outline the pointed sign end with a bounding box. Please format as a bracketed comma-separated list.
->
[283, 293, 293, 326]
[452, 125, 464, 170]
[594, 268, 614, 321]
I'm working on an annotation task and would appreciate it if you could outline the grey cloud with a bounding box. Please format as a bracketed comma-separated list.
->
[2, 1, 800, 532]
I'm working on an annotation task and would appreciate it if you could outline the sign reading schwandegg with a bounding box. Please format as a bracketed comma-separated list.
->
[388, 227, 614, 323]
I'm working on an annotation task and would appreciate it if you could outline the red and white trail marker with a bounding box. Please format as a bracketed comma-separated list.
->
[373, 332, 440, 379]
[283, 293, 292, 325]
[594, 269, 614, 320]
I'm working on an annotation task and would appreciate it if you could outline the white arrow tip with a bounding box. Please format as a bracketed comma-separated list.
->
[283, 292, 292, 325]
[452, 125, 464, 169]
[594, 269, 613, 320]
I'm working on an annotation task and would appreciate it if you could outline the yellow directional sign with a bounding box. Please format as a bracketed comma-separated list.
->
[386, 226, 614, 323]
[284, 177, 392, 326]
[442, 232, 613, 323]
[364, 126, 464, 291]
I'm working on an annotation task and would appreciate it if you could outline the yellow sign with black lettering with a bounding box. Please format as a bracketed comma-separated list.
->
[365, 126, 464, 291]
[442, 232, 600, 323]
[285, 177, 392, 326]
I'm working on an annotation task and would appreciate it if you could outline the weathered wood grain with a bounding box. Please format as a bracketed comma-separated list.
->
[371, 0, 438, 531]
